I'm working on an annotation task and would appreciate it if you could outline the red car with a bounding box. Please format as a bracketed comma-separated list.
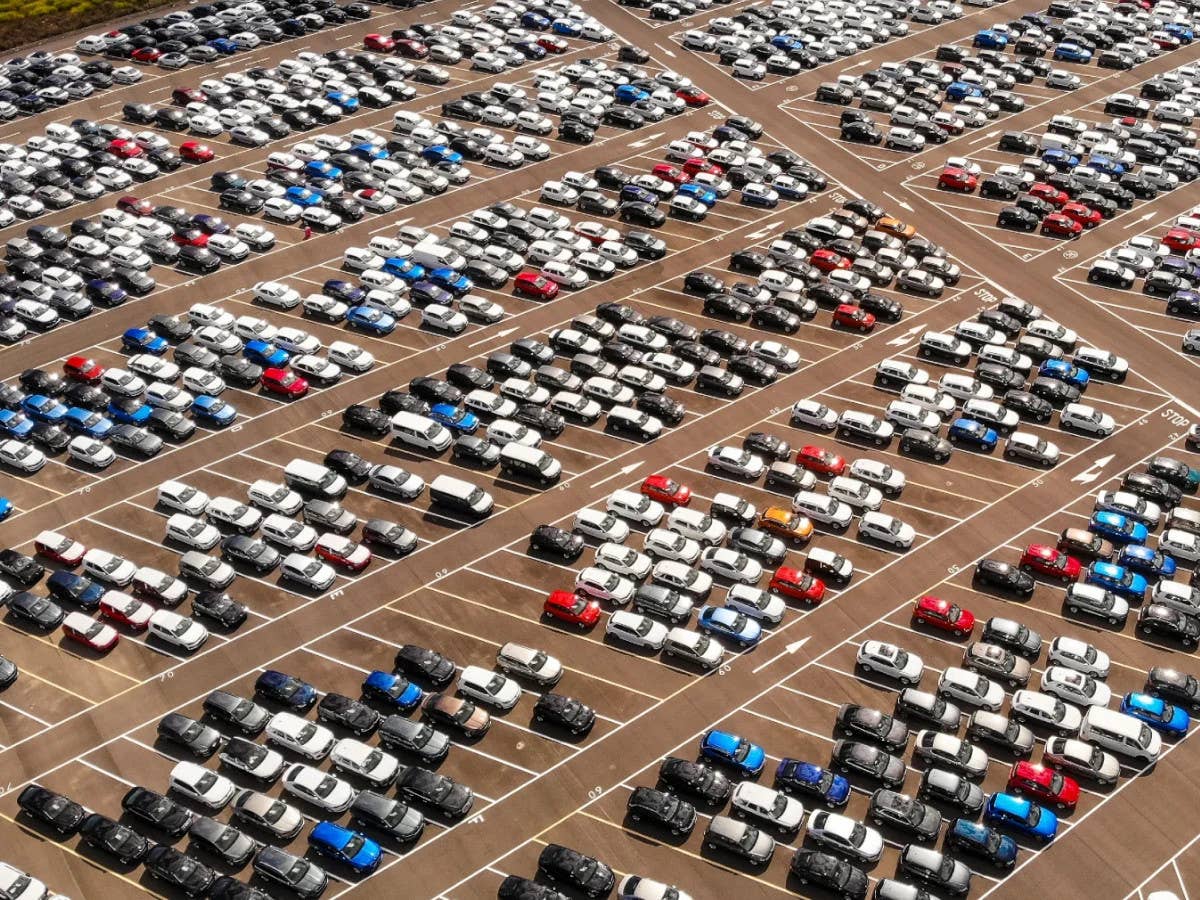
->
[108, 139, 143, 159]
[543, 590, 600, 628]
[811, 249, 851, 272]
[1019, 544, 1081, 582]
[131, 46, 162, 63]
[1041, 213, 1082, 237]
[172, 228, 208, 247]
[537, 36, 569, 53]
[937, 167, 977, 192]
[364, 33, 395, 51]
[832, 304, 875, 331]
[63, 614, 120, 651]
[796, 445, 846, 476]
[34, 531, 86, 565]
[180, 141, 215, 163]
[116, 196, 155, 216]
[315, 536, 372, 571]
[261, 368, 308, 398]
[676, 86, 711, 107]
[651, 163, 689, 185]
[640, 474, 691, 506]
[769, 566, 826, 604]
[171, 87, 207, 106]
[514, 272, 559, 300]
[1164, 227, 1200, 252]
[395, 38, 429, 58]
[63, 355, 104, 383]
[99, 592, 152, 631]
[1007, 761, 1079, 810]
[912, 595, 975, 636]
[682, 158, 722, 178]
[1028, 183, 1068, 207]
[1060, 202, 1101, 228]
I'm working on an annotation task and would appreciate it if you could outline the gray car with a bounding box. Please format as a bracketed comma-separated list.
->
[981, 616, 1043, 658]
[898, 844, 972, 896]
[963, 641, 1032, 687]
[253, 846, 328, 899]
[867, 789, 942, 842]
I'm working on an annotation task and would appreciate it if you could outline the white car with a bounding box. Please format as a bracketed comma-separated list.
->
[423, 304, 468, 333]
[643, 528, 702, 563]
[330, 738, 400, 789]
[807, 811, 884, 863]
[68, 435, 116, 468]
[699, 547, 762, 583]
[886, 127, 925, 151]
[749, 340, 800, 371]
[1047, 636, 1109, 678]
[328, 342, 375, 372]
[496, 642, 562, 686]
[1095, 490, 1161, 526]
[1010, 689, 1083, 735]
[857, 640, 924, 684]
[606, 610, 669, 649]
[828, 476, 883, 511]
[595, 543, 653, 579]
[1040, 666, 1112, 708]
[540, 180, 579, 205]
[292, 355, 342, 385]
[458, 665, 522, 710]
[146, 383, 194, 413]
[282, 764, 356, 812]
[707, 445, 765, 479]
[261, 515, 317, 551]
[148, 609, 208, 651]
[607, 489, 665, 526]
[731, 781, 804, 831]
[667, 508, 726, 545]
[652, 560, 713, 597]
[1160, 528, 1200, 563]
[858, 511, 916, 548]
[169, 761, 236, 809]
[576, 566, 636, 604]
[913, 730, 989, 778]
[266, 713, 336, 759]
[1060, 403, 1114, 437]
[1028, 319, 1078, 349]
[725, 584, 786, 624]
[573, 508, 630, 543]
[849, 459, 905, 496]
[938, 666, 1004, 711]
[791, 400, 838, 430]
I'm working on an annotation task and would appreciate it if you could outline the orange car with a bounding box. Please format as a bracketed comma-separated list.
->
[876, 216, 916, 240]
[757, 507, 814, 544]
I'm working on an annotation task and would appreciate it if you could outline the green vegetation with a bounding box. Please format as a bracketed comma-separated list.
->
[0, 0, 175, 52]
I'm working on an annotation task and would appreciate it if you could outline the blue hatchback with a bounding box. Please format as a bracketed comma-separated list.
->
[1086, 561, 1147, 601]
[382, 257, 426, 282]
[107, 399, 151, 425]
[305, 160, 343, 181]
[1053, 42, 1092, 62]
[946, 81, 983, 101]
[346, 306, 396, 335]
[21, 394, 67, 424]
[700, 729, 765, 776]
[420, 145, 462, 167]
[309, 821, 381, 873]
[361, 670, 423, 711]
[949, 818, 1019, 866]
[429, 267, 472, 297]
[521, 10, 550, 28]
[1039, 359, 1089, 388]
[327, 92, 359, 112]
[984, 793, 1058, 842]
[0, 409, 34, 438]
[1041, 149, 1080, 170]
[698, 605, 762, 646]
[122, 327, 168, 354]
[1120, 692, 1190, 736]
[615, 84, 649, 105]
[285, 186, 323, 207]
[430, 403, 478, 435]
[974, 29, 1009, 49]
[47, 570, 104, 610]
[244, 339, 290, 368]
[948, 418, 998, 450]
[1089, 511, 1148, 545]
[1118, 544, 1177, 578]
[551, 18, 581, 36]
[677, 183, 717, 206]
[349, 143, 387, 162]
[191, 395, 237, 427]
[0, 497, 10, 521]
[64, 407, 113, 439]
[209, 37, 237, 53]
[774, 758, 850, 806]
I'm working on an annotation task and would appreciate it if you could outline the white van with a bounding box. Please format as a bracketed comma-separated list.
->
[283, 459, 347, 500]
[607, 489, 665, 526]
[391, 411, 453, 452]
[1080, 706, 1161, 764]
[411, 240, 465, 271]
[429, 474, 494, 517]
[498, 443, 561, 484]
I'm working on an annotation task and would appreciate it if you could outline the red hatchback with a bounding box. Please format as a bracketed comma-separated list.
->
[640, 474, 691, 506]
[769, 566, 826, 605]
[676, 86, 711, 107]
[543, 590, 600, 628]
[651, 164, 689, 185]
[261, 368, 308, 398]
[131, 46, 162, 63]
[937, 167, 977, 192]
[63, 355, 104, 383]
[180, 141, 215, 162]
[364, 33, 395, 51]
[832, 304, 875, 331]
[796, 445, 846, 476]
[1060, 202, 1101, 228]
[1041, 213, 1082, 237]
[912, 595, 975, 636]
[538, 36, 569, 53]
[514, 272, 559, 300]
[1019, 544, 1081, 582]
[109, 139, 143, 159]
[682, 158, 722, 177]
[1007, 761, 1079, 810]
[1164, 227, 1200, 252]
[811, 249, 851, 272]
[1028, 183, 1068, 207]
[116, 196, 155, 216]
[395, 38, 429, 58]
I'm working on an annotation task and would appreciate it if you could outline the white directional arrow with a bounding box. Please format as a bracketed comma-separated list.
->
[746, 220, 784, 240]
[629, 132, 665, 149]
[654, 42, 677, 59]
[886, 324, 926, 347]
[1124, 211, 1157, 230]
[884, 191, 914, 213]
[591, 462, 640, 489]
[468, 326, 516, 348]
[752, 636, 811, 674]
[1072, 453, 1116, 484]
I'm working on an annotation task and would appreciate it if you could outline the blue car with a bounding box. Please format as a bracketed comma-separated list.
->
[107, 399, 152, 425]
[771, 179, 808, 201]
[946, 81, 983, 101]
[349, 143, 387, 162]
[948, 418, 998, 451]
[327, 92, 359, 112]
[948, 818, 1019, 866]
[430, 403, 478, 435]
[1039, 358, 1089, 389]
[1041, 148, 1080, 169]
[774, 758, 850, 806]
[1088, 154, 1125, 177]
[521, 10, 550, 29]
[192, 214, 228, 235]
[615, 84, 650, 105]
[1166, 22, 1194, 42]
[698, 605, 762, 646]
[984, 793, 1058, 842]
[382, 257, 426, 282]
[47, 570, 104, 610]
[285, 186, 323, 207]
[1053, 41, 1092, 62]
[256, 669, 316, 709]
[771, 34, 804, 51]
[122, 327, 168, 354]
[974, 29, 1009, 49]
[1120, 692, 1190, 736]
[1118, 544, 1177, 578]
[701, 729, 765, 776]
[429, 267, 472, 297]
[677, 183, 717, 206]
[64, 407, 113, 439]
[308, 821, 382, 873]
[305, 160, 343, 181]
[551, 18, 581, 36]
[410, 281, 453, 307]
[361, 670, 423, 711]
[619, 184, 659, 206]
[346, 306, 396, 335]
[513, 41, 546, 59]
[420, 145, 462, 167]
[209, 37, 237, 53]
[244, 339, 290, 368]
[0, 409, 34, 438]
[323, 279, 366, 305]
[1089, 511, 1148, 545]
[1086, 560, 1148, 601]
[21, 394, 67, 425]
[191, 395, 237, 427]
[0, 497, 10, 521]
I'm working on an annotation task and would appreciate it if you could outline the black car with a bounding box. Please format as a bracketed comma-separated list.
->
[753, 305, 801, 333]
[867, 789, 942, 842]
[322, 449, 371, 484]
[188, 816, 257, 867]
[395, 765, 473, 817]
[742, 431, 790, 462]
[842, 120, 883, 144]
[394, 643, 456, 686]
[409, 376, 462, 406]
[79, 813, 150, 864]
[349, 790, 425, 843]
[515, 404, 565, 438]
[704, 293, 752, 321]
[789, 850, 869, 900]
[1138, 604, 1200, 648]
[342, 403, 390, 435]
[657, 756, 732, 803]
[626, 786, 696, 834]
[532, 692, 596, 734]
[1123, 471, 1183, 507]
[145, 844, 216, 897]
[218, 189, 263, 214]
[317, 691, 381, 735]
[974, 558, 1036, 596]
[836, 704, 910, 750]
[447, 362, 494, 391]
[529, 524, 585, 560]
[996, 389, 1049, 422]
[637, 392, 685, 425]
[17, 784, 85, 834]
[145, 408, 196, 441]
[254, 670, 317, 710]
[106, 423, 161, 457]
[361, 519, 418, 556]
[538, 844, 615, 897]
[6, 592, 63, 629]
[1147, 456, 1199, 491]
[121, 786, 195, 837]
[379, 390, 429, 417]
[1147, 666, 1200, 710]
[157, 712, 223, 757]
[831, 739, 907, 787]
[900, 428, 953, 462]
[624, 230, 667, 260]
[998, 206, 1039, 231]
[619, 201, 665, 227]
[220, 535, 280, 574]
[174, 342, 219, 370]
[558, 120, 594, 143]
[203, 690, 270, 734]
[1028, 377, 1079, 405]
